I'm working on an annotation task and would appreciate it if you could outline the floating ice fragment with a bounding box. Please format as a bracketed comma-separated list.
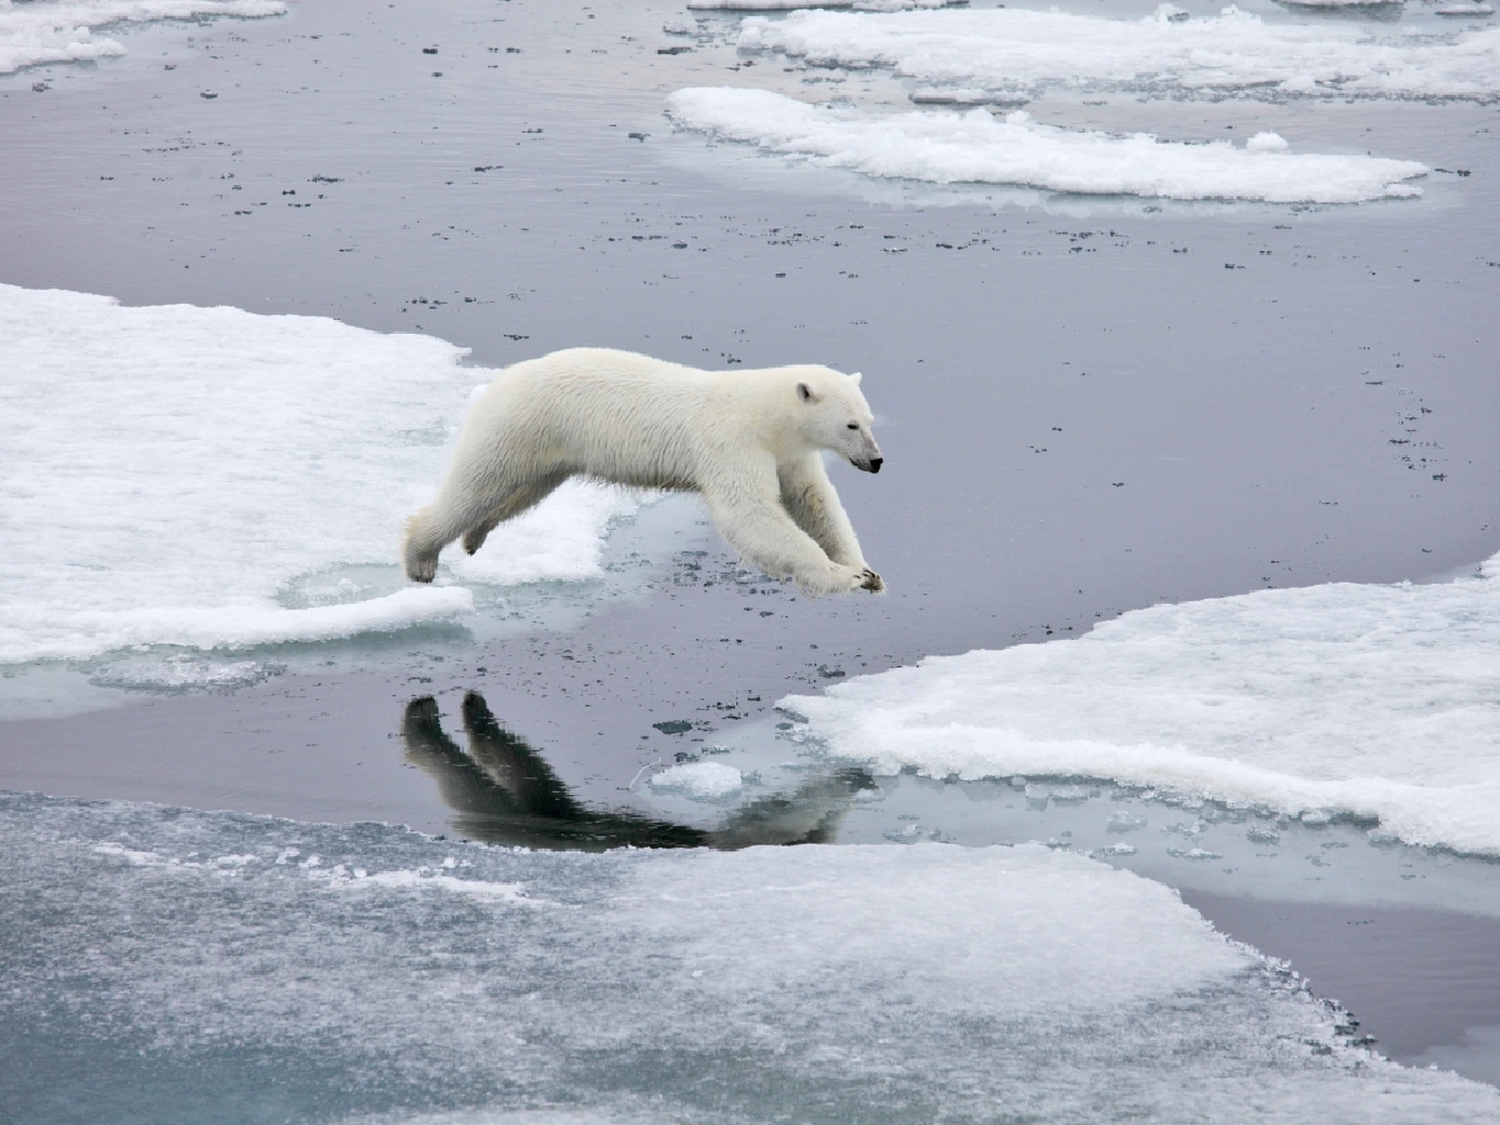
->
[1300, 808, 1334, 826]
[1108, 811, 1148, 833]
[0, 0, 285, 76]
[1246, 131, 1289, 153]
[1247, 825, 1282, 844]
[735, 7, 1500, 100]
[1167, 847, 1225, 860]
[1436, 3, 1494, 13]
[648, 761, 745, 799]
[88, 656, 283, 693]
[1093, 842, 1139, 856]
[666, 87, 1428, 203]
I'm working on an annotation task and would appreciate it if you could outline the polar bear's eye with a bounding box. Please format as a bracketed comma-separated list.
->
[846, 423, 859, 430]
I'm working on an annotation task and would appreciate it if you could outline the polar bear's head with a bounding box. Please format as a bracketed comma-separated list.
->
[793, 368, 883, 473]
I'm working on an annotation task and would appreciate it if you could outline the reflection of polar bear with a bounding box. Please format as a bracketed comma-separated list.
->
[404, 348, 885, 596]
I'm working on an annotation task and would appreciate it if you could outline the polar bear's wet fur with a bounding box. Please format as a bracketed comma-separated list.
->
[403, 348, 884, 596]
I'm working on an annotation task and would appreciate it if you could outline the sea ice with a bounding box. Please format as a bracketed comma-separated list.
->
[6, 791, 1499, 1123]
[0, 285, 634, 665]
[667, 88, 1427, 202]
[0, 0, 284, 75]
[782, 551, 1500, 856]
[736, 7, 1500, 100]
[648, 760, 745, 799]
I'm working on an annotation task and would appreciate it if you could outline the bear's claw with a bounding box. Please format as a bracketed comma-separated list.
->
[859, 568, 885, 593]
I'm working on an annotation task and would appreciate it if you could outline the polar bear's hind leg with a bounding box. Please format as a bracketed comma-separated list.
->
[461, 473, 568, 556]
[404, 469, 566, 582]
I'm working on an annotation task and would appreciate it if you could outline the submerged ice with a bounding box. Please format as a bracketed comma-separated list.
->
[5, 790, 1500, 1124]
[0, 0, 284, 75]
[737, 6, 1500, 100]
[0, 285, 635, 665]
[667, 88, 1427, 203]
[782, 552, 1500, 856]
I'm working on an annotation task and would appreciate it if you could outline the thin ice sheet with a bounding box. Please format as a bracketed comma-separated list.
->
[4, 791, 1499, 1124]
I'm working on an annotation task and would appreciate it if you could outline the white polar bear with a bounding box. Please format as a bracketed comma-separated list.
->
[403, 348, 885, 596]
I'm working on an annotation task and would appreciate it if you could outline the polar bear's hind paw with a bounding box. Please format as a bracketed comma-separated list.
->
[461, 527, 489, 556]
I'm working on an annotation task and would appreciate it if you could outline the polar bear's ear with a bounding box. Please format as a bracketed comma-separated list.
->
[849, 371, 863, 386]
[796, 382, 821, 404]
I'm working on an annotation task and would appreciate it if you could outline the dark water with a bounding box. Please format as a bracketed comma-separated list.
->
[3, 0, 1500, 1098]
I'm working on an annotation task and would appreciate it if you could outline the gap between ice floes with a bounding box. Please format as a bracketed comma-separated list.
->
[667, 87, 1427, 203]
[781, 551, 1500, 856]
[0, 284, 636, 665]
[0, 0, 285, 76]
[737, 6, 1500, 100]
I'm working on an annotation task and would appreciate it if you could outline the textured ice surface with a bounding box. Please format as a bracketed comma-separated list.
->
[737, 7, 1500, 99]
[0, 285, 636, 665]
[668, 88, 1426, 202]
[86, 655, 283, 692]
[647, 760, 745, 799]
[4, 792, 1499, 1125]
[0, 0, 284, 75]
[783, 552, 1500, 856]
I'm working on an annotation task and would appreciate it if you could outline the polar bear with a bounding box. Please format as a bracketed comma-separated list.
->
[403, 347, 884, 596]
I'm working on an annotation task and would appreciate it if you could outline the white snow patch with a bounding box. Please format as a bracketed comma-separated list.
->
[648, 761, 745, 799]
[0, 0, 284, 75]
[782, 552, 1500, 856]
[1436, 2, 1494, 13]
[736, 7, 1500, 100]
[0, 285, 630, 664]
[667, 88, 1426, 202]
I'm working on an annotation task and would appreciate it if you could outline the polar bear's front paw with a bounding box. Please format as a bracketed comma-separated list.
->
[858, 567, 885, 593]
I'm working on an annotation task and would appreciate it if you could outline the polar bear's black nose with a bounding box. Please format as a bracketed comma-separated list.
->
[868, 457, 882, 474]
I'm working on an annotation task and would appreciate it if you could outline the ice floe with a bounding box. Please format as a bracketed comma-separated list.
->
[7, 791, 1500, 1123]
[782, 551, 1500, 856]
[737, 6, 1500, 100]
[648, 760, 745, 799]
[0, 0, 284, 75]
[667, 87, 1427, 202]
[0, 285, 633, 664]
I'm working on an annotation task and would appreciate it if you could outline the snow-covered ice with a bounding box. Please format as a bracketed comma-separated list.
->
[737, 6, 1500, 100]
[0, 0, 284, 75]
[6, 791, 1500, 1124]
[782, 551, 1500, 856]
[667, 88, 1427, 202]
[1437, 2, 1494, 14]
[648, 760, 745, 799]
[0, 285, 635, 665]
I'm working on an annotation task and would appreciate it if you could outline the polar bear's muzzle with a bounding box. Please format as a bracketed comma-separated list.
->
[853, 456, 882, 474]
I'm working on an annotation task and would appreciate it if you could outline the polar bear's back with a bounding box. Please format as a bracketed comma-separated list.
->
[460, 348, 734, 491]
